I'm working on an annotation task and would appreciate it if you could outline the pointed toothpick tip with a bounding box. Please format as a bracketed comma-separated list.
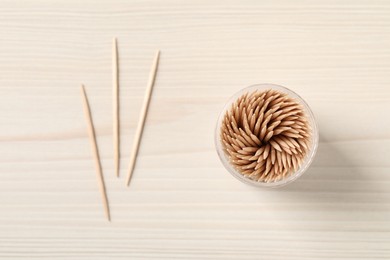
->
[125, 50, 161, 187]
[113, 38, 120, 178]
[80, 84, 87, 96]
[80, 84, 111, 221]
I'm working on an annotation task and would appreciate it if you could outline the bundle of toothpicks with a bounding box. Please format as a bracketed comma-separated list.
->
[80, 38, 160, 221]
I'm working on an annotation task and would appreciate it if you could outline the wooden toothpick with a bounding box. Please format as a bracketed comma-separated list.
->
[113, 37, 120, 177]
[126, 50, 160, 186]
[80, 85, 111, 221]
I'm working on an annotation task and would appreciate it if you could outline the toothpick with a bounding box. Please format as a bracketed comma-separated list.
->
[80, 85, 111, 221]
[113, 37, 120, 177]
[126, 50, 160, 186]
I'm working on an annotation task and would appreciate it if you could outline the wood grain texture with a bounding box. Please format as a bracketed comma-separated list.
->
[0, 0, 390, 259]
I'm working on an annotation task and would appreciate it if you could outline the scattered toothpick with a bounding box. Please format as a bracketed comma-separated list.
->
[80, 85, 111, 221]
[126, 50, 160, 186]
[113, 37, 120, 177]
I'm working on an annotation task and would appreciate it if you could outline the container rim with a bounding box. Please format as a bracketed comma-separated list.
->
[215, 83, 319, 188]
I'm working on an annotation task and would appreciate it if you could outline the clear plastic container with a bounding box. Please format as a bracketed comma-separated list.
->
[215, 83, 319, 188]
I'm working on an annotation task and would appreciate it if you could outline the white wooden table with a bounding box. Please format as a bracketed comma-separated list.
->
[1, 0, 389, 259]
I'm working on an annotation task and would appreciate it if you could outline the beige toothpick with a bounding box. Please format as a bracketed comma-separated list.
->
[113, 37, 120, 177]
[80, 85, 111, 221]
[126, 50, 160, 186]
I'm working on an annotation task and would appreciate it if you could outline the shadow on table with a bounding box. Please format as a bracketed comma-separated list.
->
[274, 132, 378, 203]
